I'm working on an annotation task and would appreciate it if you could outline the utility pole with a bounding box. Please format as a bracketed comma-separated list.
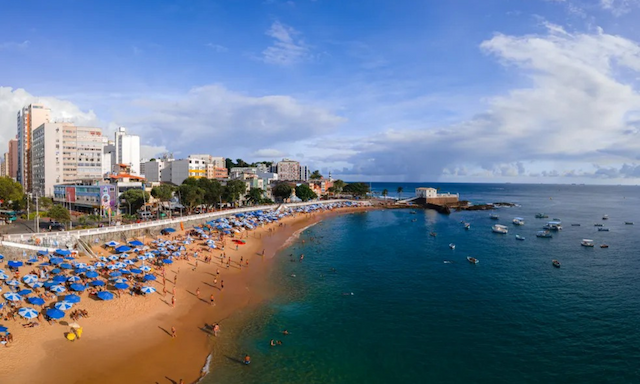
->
[35, 194, 39, 234]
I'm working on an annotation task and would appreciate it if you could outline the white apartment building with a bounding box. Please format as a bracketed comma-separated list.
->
[32, 123, 104, 197]
[300, 165, 310, 182]
[17, 103, 50, 190]
[102, 139, 115, 176]
[160, 157, 206, 185]
[276, 159, 301, 181]
[141, 159, 168, 182]
[114, 127, 141, 175]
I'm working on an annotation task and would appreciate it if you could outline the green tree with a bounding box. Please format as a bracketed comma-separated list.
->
[197, 178, 223, 208]
[178, 184, 204, 213]
[272, 183, 293, 201]
[236, 158, 250, 167]
[151, 184, 174, 202]
[332, 179, 346, 193]
[47, 204, 71, 222]
[38, 196, 53, 210]
[310, 170, 323, 180]
[223, 180, 247, 207]
[343, 182, 370, 198]
[120, 189, 150, 214]
[245, 188, 264, 205]
[295, 184, 317, 202]
[382, 189, 389, 200]
[0, 177, 24, 208]
[397, 186, 404, 200]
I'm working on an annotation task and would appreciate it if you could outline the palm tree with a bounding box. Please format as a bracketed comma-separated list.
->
[382, 189, 388, 200]
[397, 186, 404, 200]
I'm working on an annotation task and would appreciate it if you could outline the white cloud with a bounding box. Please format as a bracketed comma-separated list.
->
[262, 21, 311, 65]
[0, 40, 30, 51]
[141, 144, 169, 160]
[205, 43, 228, 52]
[330, 25, 640, 182]
[600, 0, 640, 16]
[251, 148, 286, 158]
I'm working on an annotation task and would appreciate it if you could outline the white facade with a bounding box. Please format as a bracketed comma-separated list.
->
[416, 188, 437, 198]
[300, 165, 310, 182]
[31, 123, 64, 197]
[114, 127, 141, 175]
[75, 127, 105, 180]
[161, 158, 206, 185]
[17, 103, 50, 190]
[141, 159, 166, 182]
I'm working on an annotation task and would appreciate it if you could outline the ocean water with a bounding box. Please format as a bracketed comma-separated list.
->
[206, 184, 640, 383]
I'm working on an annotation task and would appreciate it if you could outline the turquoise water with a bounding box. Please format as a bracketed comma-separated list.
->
[208, 184, 640, 383]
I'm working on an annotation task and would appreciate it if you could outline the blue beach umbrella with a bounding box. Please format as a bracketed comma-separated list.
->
[94, 262, 106, 268]
[52, 275, 66, 283]
[50, 285, 66, 293]
[8, 260, 23, 268]
[119, 269, 131, 275]
[140, 286, 156, 294]
[111, 278, 127, 284]
[17, 289, 32, 296]
[108, 255, 119, 261]
[29, 281, 44, 289]
[162, 259, 173, 264]
[0, 273, 8, 280]
[45, 308, 65, 319]
[55, 249, 71, 256]
[18, 307, 39, 319]
[105, 241, 119, 247]
[50, 268, 62, 275]
[22, 274, 39, 284]
[114, 282, 129, 290]
[50, 257, 63, 265]
[27, 297, 45, 306]
[59, 263, 72, 269]
[140, 266, 151, 272]
[90, 280, 105, 287]
[129, 268, 142, 274]
[43, 281, 57, 288]
[5, 279, 20, 287]
[85, 271, 99, 278]
[37, 250, 49, 256]
[70, 284, 86, 292]
[27, 257, 38, 263]
[115, 246, 131, 253]
[54, 301, 73, 311]
[96, 291, 114, 301]
[129, 240, 144, 246]
[38, 262, 51, 266]
[162, 228, 176, 233]
[0, 326, 7, 333]
[3, 292, 22, 301]
[109, 271, 122, 277]
[67, 276, 81, 282]
[143, 274, 156, 281]
[65, 294, 81, 303]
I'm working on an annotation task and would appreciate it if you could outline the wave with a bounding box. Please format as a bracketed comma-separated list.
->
[279, 222, 319, 251]
[194, 353, 213, 384]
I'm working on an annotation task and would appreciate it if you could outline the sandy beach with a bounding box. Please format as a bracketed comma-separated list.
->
[0, 204, 373, 384]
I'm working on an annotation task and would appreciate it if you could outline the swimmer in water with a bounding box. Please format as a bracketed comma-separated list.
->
[270, 339, 276, 347]
[282, 330, 289, 335]
[342, 292, 354, 296]
[290, 274, 296, 277]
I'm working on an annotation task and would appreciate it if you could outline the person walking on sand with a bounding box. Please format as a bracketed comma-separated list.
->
[171, 326, 177, 338]
[196, 287, 200, 299]
[244, 354, 251, 365]
[220, 280, 224, 290]
[210, 294, 215, 306]
[172, 295, 176, 308]
[213, 323, 220, 336]
[174, 275, 178, 285]
[213, 277, 217, 285]
[172, 286, 176, 296]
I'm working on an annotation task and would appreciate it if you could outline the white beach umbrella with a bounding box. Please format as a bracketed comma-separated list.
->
[50, 285, 66, 293]
[54, 301, 74, 311]
[18, 307, 39, 319]
[140, 286, 156, 294]
[22, 274, 39, 284]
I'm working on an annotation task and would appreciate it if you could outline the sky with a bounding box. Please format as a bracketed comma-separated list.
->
[2, 0, 640, 183]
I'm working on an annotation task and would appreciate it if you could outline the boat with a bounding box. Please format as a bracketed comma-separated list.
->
[449, 243, 455, 250]
[625, 222, 634, 225]
[571, 224, 581, 226]
[535, 213, 549, 219]
[600, 244, 609, 248]
[512, 217, 525, 226]
[594, 223, 603, 227]
[536, 230, 553, 238]
[543, 221, 562, 231]
[410, 211, 417, 215]
[490, 214, 499, 220]
[552, 218, 561, 221]
[602, 215, 609, 220]
[429, 232, 437, 237]
[552, 260, 561, 268]
[464, 222, 471, 230]
[492, 224, 508, 234]
[467, 257, 479, 264]
[598, 227, 609, 232]
[581, 239, 595, 247]
[515, 234, 525, 241]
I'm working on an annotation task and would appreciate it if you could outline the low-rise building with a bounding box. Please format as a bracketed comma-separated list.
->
[160, 157, 206, 185]
[415, 187, 459, 204]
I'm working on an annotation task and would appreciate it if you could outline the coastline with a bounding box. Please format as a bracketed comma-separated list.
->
[2, 205, 375, 384]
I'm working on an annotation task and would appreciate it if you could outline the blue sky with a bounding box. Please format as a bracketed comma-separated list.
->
[2, 0, 640, 183]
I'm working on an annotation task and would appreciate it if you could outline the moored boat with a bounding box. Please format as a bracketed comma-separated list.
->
[602, 215, 609, 220]
[536, 230, 553, 238]
[490, 214, 499, 220]
[543, 221, 562, 231]
[571, 223, 581, 226]
[594, 223, 603, 227]
[515, 234, 525, 241]
[449, 243, 455, 250]
[429, 232, 437, 237]
[598, 227, 609, 232]
[552, 260, 561, 268]
[600, 244, 609, 248]
[581, 239, 595, 247]
[464, 222, 471, 230]
[512, 217, 525, 226]
[467, 256, 479, 264]
[492, 224, 508, 234]
[535, 213, 549, 219]
[625, 221, 634, 225]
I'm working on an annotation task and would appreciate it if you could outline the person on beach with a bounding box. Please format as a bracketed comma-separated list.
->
[213, 277, 217, 285]
[196, 287, 200, 299]
[193, 260, 198, 271]
[213, 323, 220, 336]
[244, 354, 251, 365]
[216, 269, 220, 277]
[172, 286, 176, 296]
[171, 326, 176, 338]
[220, 280, 224, 290]
[171, 295, 176, 308]
[299, 254, 304, 262]
[174, 275, 178, 284]
[210, 294, 215, 306]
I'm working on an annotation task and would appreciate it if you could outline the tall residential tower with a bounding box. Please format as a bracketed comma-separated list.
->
[17, 104, 50, 191]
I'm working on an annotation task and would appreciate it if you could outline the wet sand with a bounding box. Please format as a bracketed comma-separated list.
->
[1, 205, 373, 384]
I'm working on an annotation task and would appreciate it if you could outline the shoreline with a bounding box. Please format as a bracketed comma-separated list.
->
[2, 204, 375, 384]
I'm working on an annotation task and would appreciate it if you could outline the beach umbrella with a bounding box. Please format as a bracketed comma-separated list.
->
[95, 262, 106, 268]
[111, 278, 127, 284]
[99, 256, 108, 261]
[140, 266, 151, 272]
[129, 240, 144, 246]
[29, 281, 44, 288]
[96, 291, 114, 301]
[114, 282, 129, 290]
[69, 284, 86, 292]
[162, 228, 176, 233]
[74, 262, 87, 268]
[8, 260, 23, 268]
[115, 262, 126, 268]
[27, 297, 45, 306]
[67, 276, 81, 282]
[0, 273, 8, 280]
[90, 280, 105, 287]
[107, 265, 118, 270]
[18, 307, 39, 319]
[129, 268, 142, 274]
[143, 274, 156, 281]
[45, 308, 65, 319]
[50, 257, 63, 265]
[162, 259, 173, 264]
[123, 259, 134, 265]
[0, 255, 3, 260]
[109, 271, 122, 277]
[115, 246, 131, 253]
[38, 262, 51, 267]
[85, 271, 99, 278]
[22, 274, 39, 284]
[105, 241, 119, 247]
[64, 256, 75, 260]
[0, 326, 7, 333]
[37, 250, 49, 256]
[50, 268, 62, 275]
[5, 279, 20, 287]
[27, 257, 38, 263]
[65, 294, 81, 303]
[85, 265, 96, 271]
[108, 255, 119, 261]
[55, 249, 71, 256]
[50, 285, 66, 293]
[43, 281, 57, 288]
[17, 289, 32, 296]
[3, 292, 22, 301]
[59, 263, 72, 269]
[52, 275, 67, 283]
[140, 286, 156, 294]
[119, 269, 131, 275]
[54, 301, 74, 311]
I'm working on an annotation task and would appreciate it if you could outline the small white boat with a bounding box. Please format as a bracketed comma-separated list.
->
[464, 222, 471, 230]
[512, 217, 525, 226]
[543, 221, 562, 231]
[515, 235, 525, 241]
[467, 256, 479, 264]
[490, 214, 499, 220]
[535, 213, 549, 219]
[536, 231, 553, 238]
[492, 224, 508, 234]
[581, 239, 595, 247]
[449, 243, 455, 250]
[602, 215, 609, 220]
[552, 260, 561, 268]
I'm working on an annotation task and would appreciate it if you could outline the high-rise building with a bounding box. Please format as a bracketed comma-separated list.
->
[17, 104, 51, 191]
[102, 140, 116, 176]
[114, 127, 140, 175]
[189, 154, 227, 179]
[0, 153, 8, 177]
[276, 159, 301, 181]
[8, 138, 18, 179]
[300, 165, 310, 182]
[31, 123, 104, 197]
